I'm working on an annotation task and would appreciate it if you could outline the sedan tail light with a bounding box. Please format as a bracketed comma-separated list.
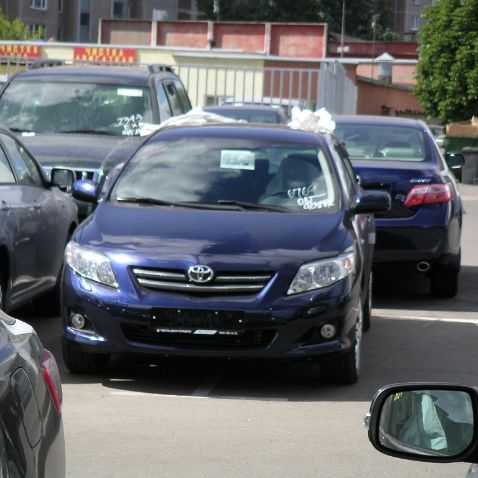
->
[41, 349, 63, 415]
[403, 184, 452, 208]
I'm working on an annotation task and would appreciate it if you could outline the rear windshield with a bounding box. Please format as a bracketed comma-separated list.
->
[0, 80, 153, 136]
[334, 124, 426, 162]
[112, 135, 339, 213]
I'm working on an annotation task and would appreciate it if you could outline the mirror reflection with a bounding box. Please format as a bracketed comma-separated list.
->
[379, 389, 474, 457]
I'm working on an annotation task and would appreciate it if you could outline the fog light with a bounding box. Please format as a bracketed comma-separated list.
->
[320, 323, 336, 339]
[71, 313, 86, 330]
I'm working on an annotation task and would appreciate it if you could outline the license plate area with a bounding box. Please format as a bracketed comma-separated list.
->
[150, 308, 245, 336]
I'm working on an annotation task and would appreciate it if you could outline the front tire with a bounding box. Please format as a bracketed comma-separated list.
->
[320, 300, 363, 385]
[62, 339, 110, 374]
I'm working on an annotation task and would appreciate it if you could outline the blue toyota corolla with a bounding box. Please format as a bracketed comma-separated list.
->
[334, 116, 463, 298]
[61, 122, 389, 384]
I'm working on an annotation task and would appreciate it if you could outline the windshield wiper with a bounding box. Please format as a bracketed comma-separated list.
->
[215, 200, 286, 212]
[115, 198, 218, 209]
[8, 126, 35, 133]
[60, 129, 118, 136]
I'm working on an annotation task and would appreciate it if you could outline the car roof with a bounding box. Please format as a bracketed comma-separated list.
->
[334, 115, 427, 128]
[151, 122, 324, 145]
[11, 65, 175, 86]
[205, 105, 284, 113]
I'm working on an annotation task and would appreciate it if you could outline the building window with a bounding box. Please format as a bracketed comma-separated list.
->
[179, 0, 192, 8]
[29, 23, 45, 37]
[413, 0, 421, 5]
[59, 0, 63, 12]
[411, 15, 420, 31]
[31, 0, 47, 9]
[112, 0, 125, 19]
[79, 0, 91, 42]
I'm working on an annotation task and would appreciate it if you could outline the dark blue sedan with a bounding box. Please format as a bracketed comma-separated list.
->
[334, 116, 463, 298]
[61, 123, 389, 384]
[0, 128, 78, 312]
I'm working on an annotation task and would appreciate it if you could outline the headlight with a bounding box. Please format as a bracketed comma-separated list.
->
[65, 242, 118, 288]
[287, 252, 355, 295]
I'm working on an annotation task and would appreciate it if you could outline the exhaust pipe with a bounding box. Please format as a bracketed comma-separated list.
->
[416, 261, 431, 273]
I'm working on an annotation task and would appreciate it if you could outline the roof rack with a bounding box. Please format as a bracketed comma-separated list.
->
[147, 64, 174, 74]
[29, 59, 66, 70]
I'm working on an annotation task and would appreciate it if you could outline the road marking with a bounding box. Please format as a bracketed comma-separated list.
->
[375, 314, 478, 325]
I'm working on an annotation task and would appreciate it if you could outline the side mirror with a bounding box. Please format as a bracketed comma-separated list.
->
[51, 168, 75, 193]
[445, 153, 465, 170]
[72, 179, 99, 203]
[365, 383, 478, 463]
[354, 190, 391, 214]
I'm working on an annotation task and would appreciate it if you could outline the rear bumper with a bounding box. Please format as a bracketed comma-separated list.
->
[373, 225, 460, 266]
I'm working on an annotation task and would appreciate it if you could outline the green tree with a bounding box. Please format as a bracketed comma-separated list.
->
[0, 8, 44, 40]
[415, 0, 478, 122]
[198, 0, 392, 38]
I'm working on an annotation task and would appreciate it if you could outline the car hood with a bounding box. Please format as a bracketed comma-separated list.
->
[18, 133, 131, 170]
[77, 203, 347, 266]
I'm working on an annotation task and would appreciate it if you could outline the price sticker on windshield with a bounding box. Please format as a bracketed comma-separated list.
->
[220, 150, 255, 170]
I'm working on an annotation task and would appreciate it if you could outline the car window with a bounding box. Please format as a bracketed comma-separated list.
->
[155, 83, 173, 122]
[0, 79, 154, 136]
[334, 124, 426, 161]
[1, 134, 43, 187]
[0, 144, 15, 184]
[173, 79, 191, 112]
[112, 135, 339, 213]
[163, 81, 185, 116]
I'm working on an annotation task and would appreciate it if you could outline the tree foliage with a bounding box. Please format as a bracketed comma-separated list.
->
[0, 8, 44, 40]
[415, 0, 478, 122]
[197, 0, 393, 39]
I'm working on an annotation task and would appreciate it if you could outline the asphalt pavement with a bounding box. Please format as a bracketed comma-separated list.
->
[18, 184, 478, 478]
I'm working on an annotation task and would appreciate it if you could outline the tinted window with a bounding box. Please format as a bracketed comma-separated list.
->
[112, 135, 339, 213]
[2, 135, 43, 186]
[0, 80, 153, 136]
[173, 79, 191, 112]
[334, 124, 426, 161]
[164, 82, 185, 116]
[156, 83, 173, 122]
[0, 145, 14, 183]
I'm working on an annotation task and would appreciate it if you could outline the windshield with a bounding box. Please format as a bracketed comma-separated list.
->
[111, 135, 338, 213]
[0, 80, 153, 136]
[334, 124, 427, 161]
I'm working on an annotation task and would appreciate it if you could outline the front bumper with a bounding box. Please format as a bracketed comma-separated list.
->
[61, 268, 360, 361]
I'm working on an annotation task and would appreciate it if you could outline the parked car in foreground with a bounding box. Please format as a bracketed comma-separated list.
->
[365, 383, 478, 476]
[61, 121, 389, 384]
[204, 105, 288, 124]
[0, 128, 77, 312]
[0, 309, 65, 477]
[0, 63, 192, 218]
[334, 116, 463, 298]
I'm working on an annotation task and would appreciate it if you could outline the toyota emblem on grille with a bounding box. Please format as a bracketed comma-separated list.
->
[187, 265, 214, 283]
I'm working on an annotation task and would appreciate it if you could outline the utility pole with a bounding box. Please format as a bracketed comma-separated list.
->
[371, 14, 379, 78]
[340, 0, 346, 58]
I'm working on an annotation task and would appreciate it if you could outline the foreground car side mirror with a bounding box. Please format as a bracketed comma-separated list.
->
[365, 383, 478, 464]
[51, 168, 75, 193]
[445, 153, 465, 170]
[72, 179, 99, 203]
[353, 190, 391, 214]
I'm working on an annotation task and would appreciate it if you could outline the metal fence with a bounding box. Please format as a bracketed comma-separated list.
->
[0, 57, 357, 115]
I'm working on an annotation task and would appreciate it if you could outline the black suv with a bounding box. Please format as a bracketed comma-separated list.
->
[0, 63, 191, 214]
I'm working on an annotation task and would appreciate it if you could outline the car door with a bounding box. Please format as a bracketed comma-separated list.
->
[1, 133, 64, 298]
[331, 140, 375, 277]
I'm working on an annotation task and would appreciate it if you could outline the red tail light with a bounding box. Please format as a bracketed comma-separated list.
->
[403, 184, 452, 208]
[41, 349, 63, 415]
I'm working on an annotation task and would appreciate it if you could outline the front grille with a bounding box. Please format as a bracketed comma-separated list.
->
[131, 267, 273, 296]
